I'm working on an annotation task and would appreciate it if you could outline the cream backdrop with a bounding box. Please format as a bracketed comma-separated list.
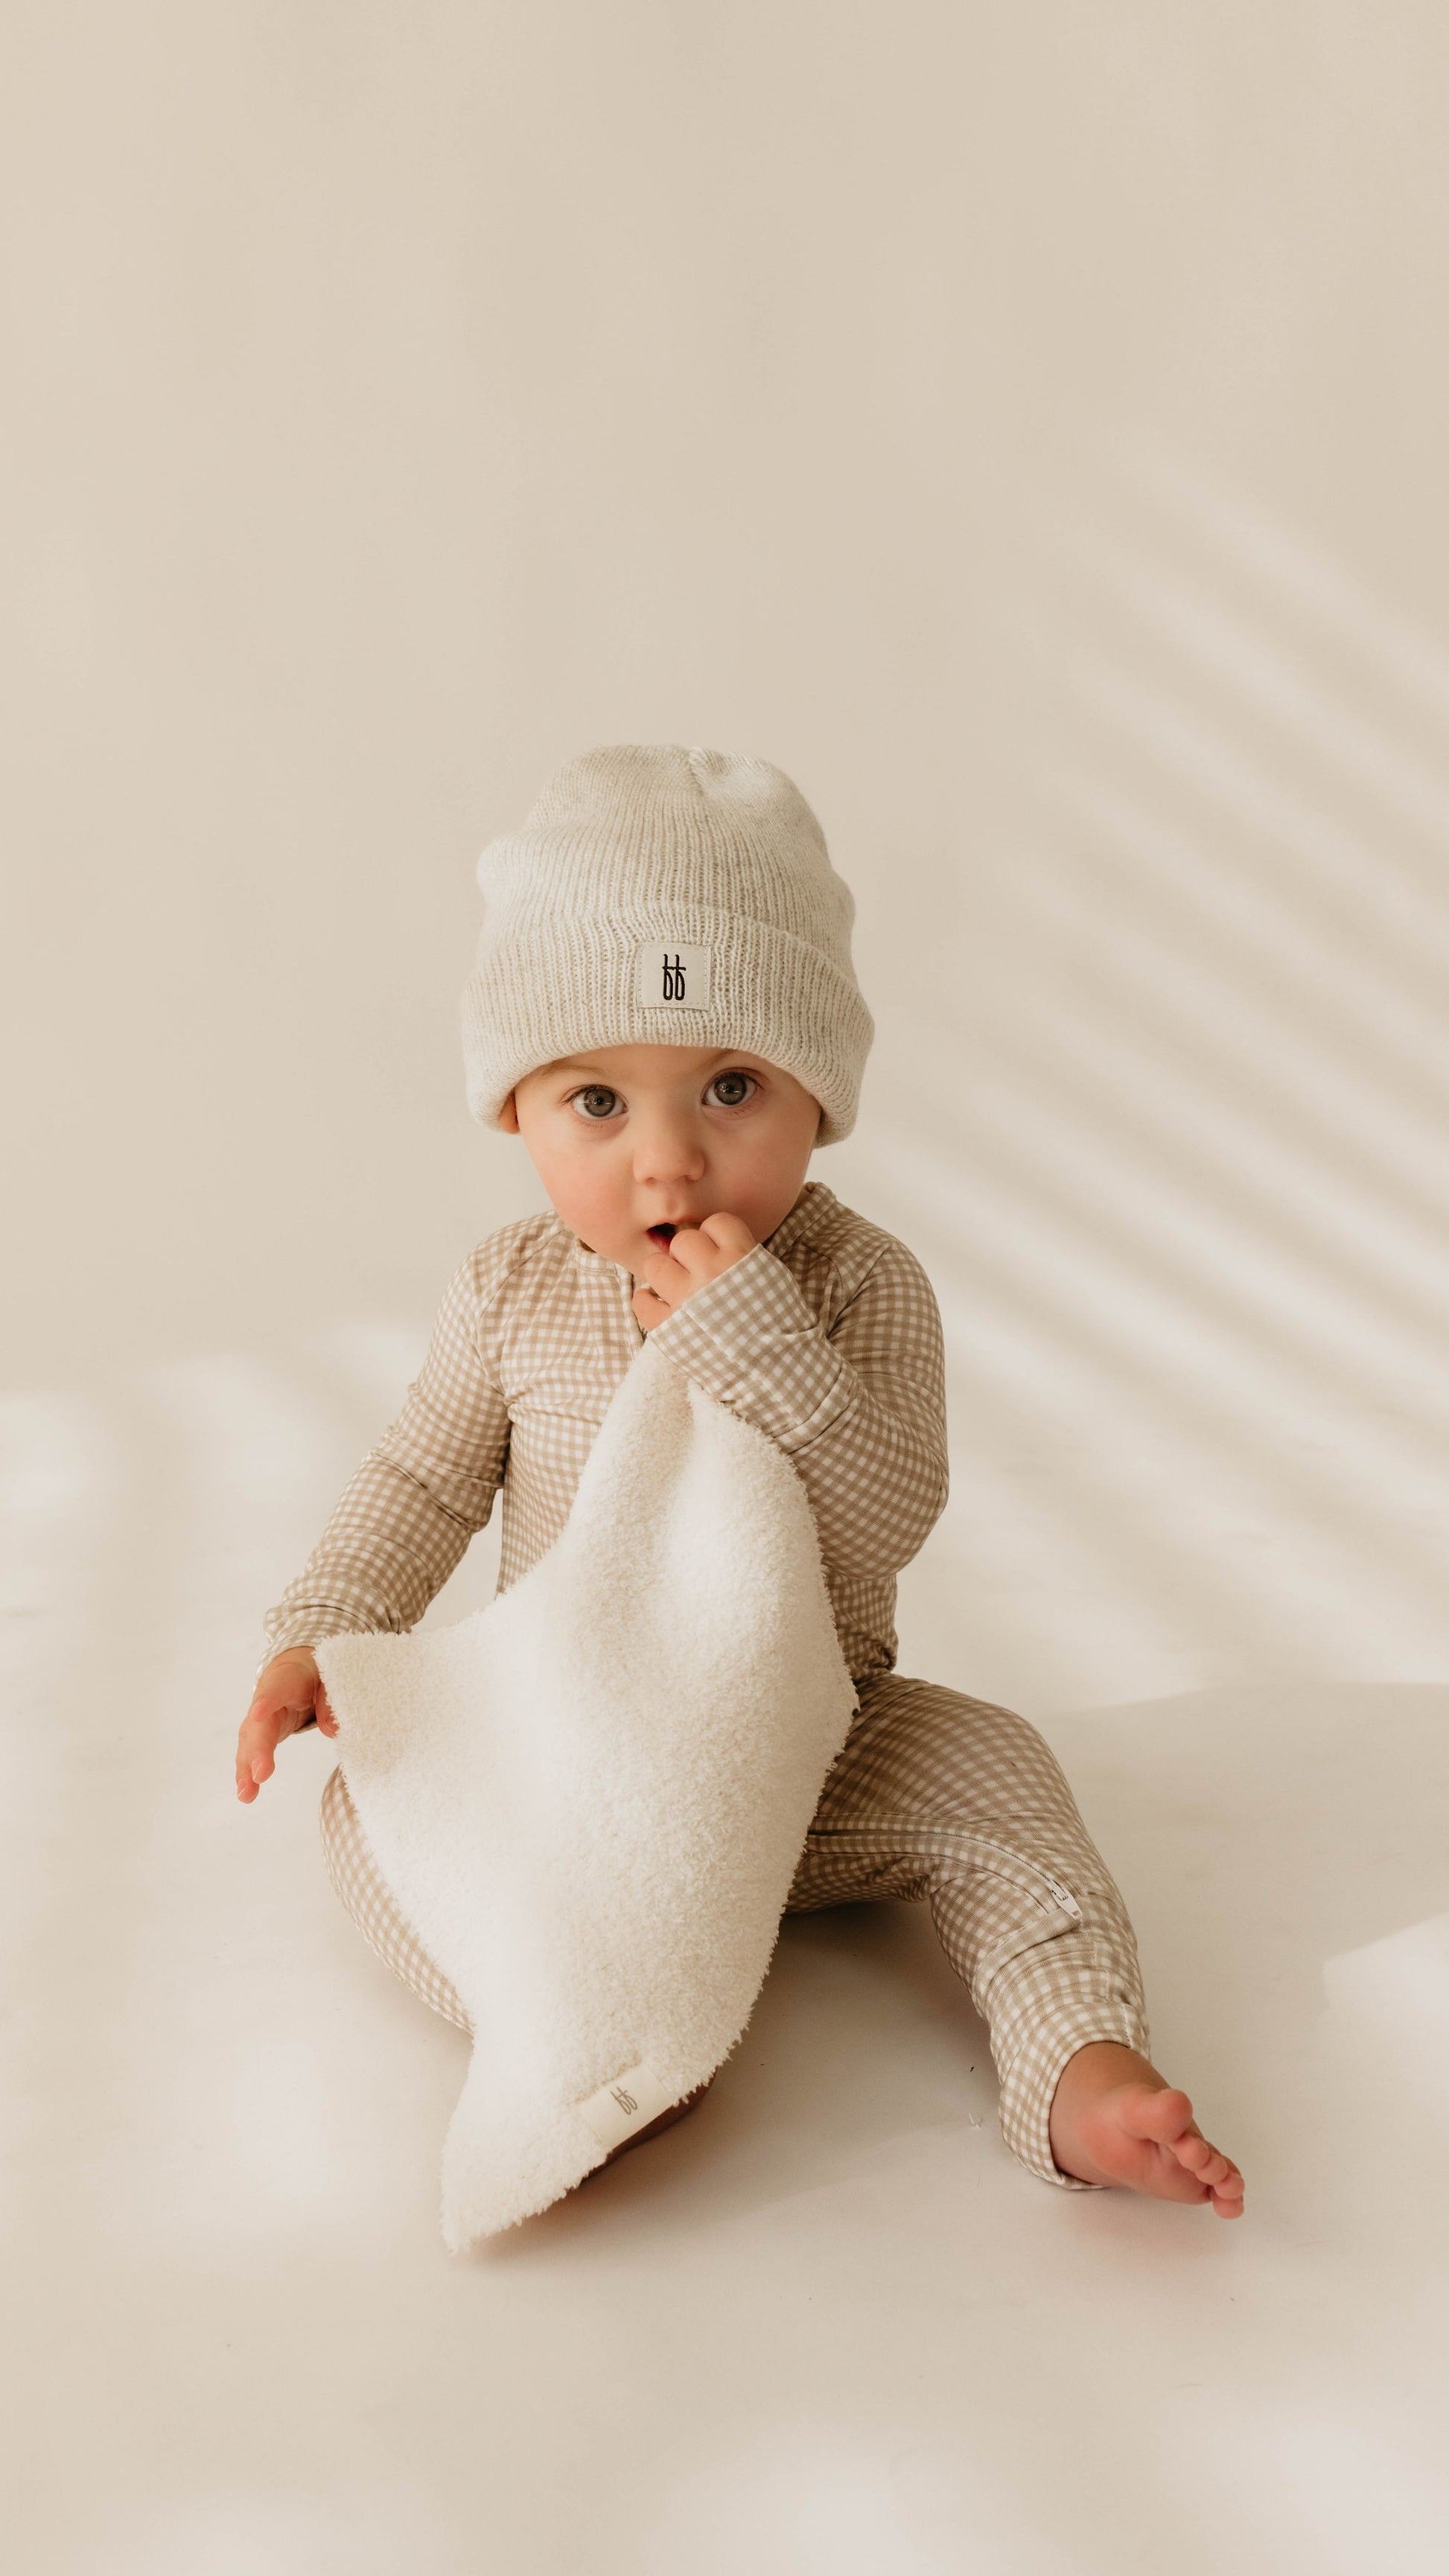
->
[5, 5, 1448, 1709]
[9, 14, 1449, 2576]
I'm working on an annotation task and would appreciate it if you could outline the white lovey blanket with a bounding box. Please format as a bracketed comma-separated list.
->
[316, 1337, 858, 2251]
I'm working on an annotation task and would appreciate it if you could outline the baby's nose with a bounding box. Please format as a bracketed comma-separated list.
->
[631, 1120, 706, 1186]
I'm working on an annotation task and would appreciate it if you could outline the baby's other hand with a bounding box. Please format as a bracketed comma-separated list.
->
[236, 1649, 337, 1803]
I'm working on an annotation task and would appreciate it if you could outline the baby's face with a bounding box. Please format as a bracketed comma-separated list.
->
[500, 1043, 821, 1274]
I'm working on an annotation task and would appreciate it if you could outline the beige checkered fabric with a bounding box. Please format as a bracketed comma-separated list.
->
[272, 1177, 1150, 2187]
[258, 1182, 947, 1689]
[318, 1672, 1150, 2189]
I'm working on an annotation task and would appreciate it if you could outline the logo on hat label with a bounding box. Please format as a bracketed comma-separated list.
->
[636, 945, 713, 1009]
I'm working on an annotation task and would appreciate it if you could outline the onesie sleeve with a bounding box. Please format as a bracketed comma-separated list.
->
[255, 1250, 513, 1703]
[646, 1237, 949, 1581]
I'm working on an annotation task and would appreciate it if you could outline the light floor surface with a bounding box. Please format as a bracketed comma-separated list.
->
[6, 1560, 1448, 2568]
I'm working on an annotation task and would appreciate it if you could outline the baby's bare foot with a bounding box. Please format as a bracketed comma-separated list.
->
[1048, 2041, 1244, 2217]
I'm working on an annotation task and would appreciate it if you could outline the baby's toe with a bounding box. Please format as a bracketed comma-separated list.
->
[1179, 2136, 1238, 2190]
[1194, 2142, 1244, 2211]
[1130, 2085, 1195, 2146]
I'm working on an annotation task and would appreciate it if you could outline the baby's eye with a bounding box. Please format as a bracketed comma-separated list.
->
[570, 1085, 621, 1121]
[706, 1070, 757, 1109]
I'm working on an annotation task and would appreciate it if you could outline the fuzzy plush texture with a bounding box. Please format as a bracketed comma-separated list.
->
[316, 1338, 858, 2252]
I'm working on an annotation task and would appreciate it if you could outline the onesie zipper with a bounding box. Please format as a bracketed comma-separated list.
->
[799, 1823, 1085, 1980]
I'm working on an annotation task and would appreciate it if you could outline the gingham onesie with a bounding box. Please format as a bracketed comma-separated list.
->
[261, 1180, 1150, 2187]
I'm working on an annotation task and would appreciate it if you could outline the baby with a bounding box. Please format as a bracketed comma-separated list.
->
[236, 744, 1243, 2216]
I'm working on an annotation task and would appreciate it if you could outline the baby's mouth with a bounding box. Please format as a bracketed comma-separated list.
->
[646, 1223, 678, 1247]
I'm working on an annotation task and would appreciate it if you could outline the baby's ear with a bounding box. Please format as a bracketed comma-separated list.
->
[497, 1091, 520, 1134]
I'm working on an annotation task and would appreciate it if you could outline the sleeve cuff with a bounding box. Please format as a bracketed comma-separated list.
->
[646, 1242, 851, 1451]
[996, 1994, 1155, 2189]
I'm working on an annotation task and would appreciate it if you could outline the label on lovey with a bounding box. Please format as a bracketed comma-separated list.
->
[576, 2062, 677, 2152]
[635, 945, 713, 1008]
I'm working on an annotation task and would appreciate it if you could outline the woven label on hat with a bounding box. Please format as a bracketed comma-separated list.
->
[635, 945, 713, 1009]
[576, 2062, 677, 2152]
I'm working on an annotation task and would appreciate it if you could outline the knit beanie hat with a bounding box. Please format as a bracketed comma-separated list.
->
[460, 745, 873, 1144]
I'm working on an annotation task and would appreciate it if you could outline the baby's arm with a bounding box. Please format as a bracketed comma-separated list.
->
[640, 1223, 949, 1581]
[239, 1252, 512, 1796]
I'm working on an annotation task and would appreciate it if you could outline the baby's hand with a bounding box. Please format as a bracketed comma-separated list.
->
[633, 1212, 757, 1330]
[236, 1649, 337, 1802]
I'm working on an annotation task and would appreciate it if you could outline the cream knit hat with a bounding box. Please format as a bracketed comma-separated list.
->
[461, 744, 873, 1144]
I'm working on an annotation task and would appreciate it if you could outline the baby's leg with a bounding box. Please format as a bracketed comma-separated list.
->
[316, 1767, 710, 2162]
[786, 1677, 1241, 2213]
